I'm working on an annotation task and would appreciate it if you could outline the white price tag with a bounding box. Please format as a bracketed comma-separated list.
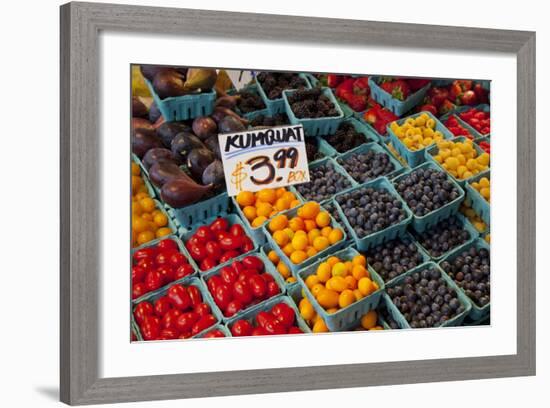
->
[218, 125, 310, 197]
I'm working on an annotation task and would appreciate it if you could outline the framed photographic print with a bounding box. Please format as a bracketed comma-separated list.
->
[60, 2, 536, 405]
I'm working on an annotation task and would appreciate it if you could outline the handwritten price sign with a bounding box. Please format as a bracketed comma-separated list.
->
[218, 124, 310, 197]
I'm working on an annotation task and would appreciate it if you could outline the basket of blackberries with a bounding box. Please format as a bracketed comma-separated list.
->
[362, 232, 430, 286]
[439, 238, 490, 320]
[385, 262, 472, 328]
[255, 72, 311, 114]
[392, 162, 465, 233]
[283, 87, 344, 136]
[337, 142, 405, 185]
[411, 214, 478, 261]
[334, 177, 413, 251]
[294, 157, 357, 204]
[322, 119, 376, 154]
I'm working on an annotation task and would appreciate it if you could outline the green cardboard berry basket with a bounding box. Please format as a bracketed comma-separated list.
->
[464, 171, 491, 225]
[131, 235, 198, 302]
[201, 251, 287, 322]
[368, 77, 431, 117]
[255, 72, 312, 114]
[387, 111, 455, 168]
[283, 87, 345, 137]
[293, 157, 358, 205]
[296, 247, 385, 332]
[410, 213, 479, 262]
[333, 177, 414, 251]
[426, 136, 489, 187]
[392, 161, 465, 233]
[225, 294, 311, 335]
[179, 213, 259, 273]
[232, 186, 304, 245]
[132, 277, 222, 340]
[336, 141, 406, 185]
[362, 231, 431, 287]
[132, 199, 182, 250]
[260, 243, 295, 287]
[144, 78, 216, 122]
[383, 262, 472, 328]
[438, 238, 491, 321]
[262, 202, 348, 275]
[195, 324, 232, 338]
[453, 104, 491, 139]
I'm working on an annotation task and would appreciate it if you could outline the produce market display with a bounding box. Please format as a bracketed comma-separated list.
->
[131, 65, 491, 341]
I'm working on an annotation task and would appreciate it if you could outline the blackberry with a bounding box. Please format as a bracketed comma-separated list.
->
[236, 89, 266, 113]
[256, 72, 308, 99]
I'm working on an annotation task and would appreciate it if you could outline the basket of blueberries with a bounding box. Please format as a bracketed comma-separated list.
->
[384, 262, 472, 328]
[392, 162, 465, 233]
[333, 177, 413, 251]
[439, 238, 490, 320]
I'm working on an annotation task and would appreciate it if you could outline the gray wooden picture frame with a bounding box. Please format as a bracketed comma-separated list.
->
[60, 2, 536, 405]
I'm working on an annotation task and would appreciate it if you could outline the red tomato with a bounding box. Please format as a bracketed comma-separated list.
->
[133, 247, 156, 262]
[156, 265, 174, 285]
[189, 244, 207, 262]
[225, 300, 242, 317]
[133, 301, 153, 324]
[145, 270, 163, 292]
[266, 281, 280, 298]
[248, 275, 267, 299]
[186, 235, 205, 248]
[167, 284, 192, 310]
[229, 224, 245, 237]
[219, 250, 240, 264]
[169, 252, 187, 268]
[137, 258, 155, 272]
[252, 327, 268, 336]
[220, 235, 242, 251]
[159, 328, 178, 340]
[156, 238, 178, 252]
[174, 264, 194, 280]
[271, 303, 295, 328]
[192, 314, 217, 335]
[231, 319, 253, 337]
[220, 266, 238, 285]
[195, 226, 213, 241]
[141, 315, 161, 340]
[241, 237, 255, 253]
[256, 311, 275, 329]
[288, 326, 303, 334]
[200, 257, 218, 271]
[132, 265, 146, 283]
[213, 283, 232, 309]
[132, 283, 146, 299]
[153, 297, 172, 317]
[205, 241, 222, 260]
[232, 280, 253, 305]
[241, 255, 264, 272]
[178, 332, 192, 339]
[232, 261, 246, 275]
[263, 319, 286, 335]
[209, 217, 229, 233]
[238, 269, 257, 283]
[155, 250, 175, 266]
[203, 329, 225, 338]
[161, 309, 182, 330]
[186, 285, 202, 307]
[207, 275, 223, 293]
[176, 311, 200, 332]
[194, 302, 211, 318]
[214, 230, 230, 242]
[261, 273, 275, 283]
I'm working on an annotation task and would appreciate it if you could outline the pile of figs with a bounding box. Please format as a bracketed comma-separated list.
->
[140, 65, 217, 99]
[132, 87, 257, 208]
